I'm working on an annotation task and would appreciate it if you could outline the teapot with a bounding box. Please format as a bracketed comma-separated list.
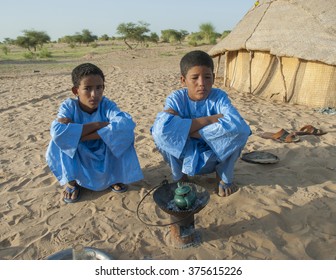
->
[174, 182, 197, 210]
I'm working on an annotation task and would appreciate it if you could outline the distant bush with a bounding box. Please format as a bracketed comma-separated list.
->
[187, 32, 203, 46]
[147, 32, 159, 44]
[161, 29, 189, 44]
[116, 21, 152, 49]
[186, 23, 221, 46]
[58, 29, 98, 45]
[188, 41, 198, 47]
[1, 45, 10, 55]
[99, 34, 110, 41]
[15, 30, 50, 52]
[39, 48, 52, 58]
[221, 30, 231, 39]
[23, 52, 35, 59]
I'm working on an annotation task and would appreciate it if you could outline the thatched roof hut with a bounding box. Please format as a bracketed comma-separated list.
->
[209, 0, 336, 108]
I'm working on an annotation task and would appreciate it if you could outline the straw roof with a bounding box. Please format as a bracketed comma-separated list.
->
[209, 0, 336, 66]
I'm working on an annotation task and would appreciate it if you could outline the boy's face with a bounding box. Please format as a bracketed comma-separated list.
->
[181, 65, 214, 101]
[72, 74, 105, 113]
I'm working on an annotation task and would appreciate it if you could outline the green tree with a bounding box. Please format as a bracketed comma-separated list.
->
[15, 30, 50, 52]
[116, 21, 150, 49]
[187, 32, 203, 46]
[58, 35, 73, 44]
[199, 23, 217, 44]
[1, 45, 10, 55]
[187, 23, 221, 46]
[221, 30, 231, 39]
[180, 30, 189, 40]
[58, 30, 97, 45]
[3, 38, 15, 45]
[148, 32, 159, 43]
[99, 34, 110, 41]
[161, 29, 189, 44]
[81, 29, 98, 44]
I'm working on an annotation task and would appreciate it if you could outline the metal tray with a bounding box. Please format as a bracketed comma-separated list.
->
[241, 151, 280, 164]
[46, 247, 113, 260]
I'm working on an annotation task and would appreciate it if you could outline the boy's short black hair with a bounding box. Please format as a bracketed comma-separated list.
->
[180, 50, 214, 77]
[71, 63, 105, 87]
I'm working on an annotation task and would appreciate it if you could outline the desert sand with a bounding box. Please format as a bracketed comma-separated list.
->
[0, 43, 335, 260]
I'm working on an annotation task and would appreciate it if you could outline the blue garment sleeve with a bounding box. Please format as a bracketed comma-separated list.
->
[97, 99, 136, 158]
[151, 91, 192, 158]
[151, 112, 192, 159]
[50, 100, 83, 158]
[199, 93, 251, 161]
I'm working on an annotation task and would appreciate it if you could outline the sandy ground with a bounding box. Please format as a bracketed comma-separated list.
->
[0, 44, 335, 260]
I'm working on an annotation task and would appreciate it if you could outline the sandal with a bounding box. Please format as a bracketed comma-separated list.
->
[110, 183, 128, 193]
[260, 129, 300, 143]
[218, 182, 238, 197]
[295, 125, 327, 136]
[63, 184, 81, 203]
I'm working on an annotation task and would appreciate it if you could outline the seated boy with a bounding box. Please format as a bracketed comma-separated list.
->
[151, 50, 250, 197]
[46, 63, 143, 203]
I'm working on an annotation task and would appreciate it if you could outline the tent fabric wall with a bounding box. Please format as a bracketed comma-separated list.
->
[217, 51, 336, 107]
[209, 0, 336, 108]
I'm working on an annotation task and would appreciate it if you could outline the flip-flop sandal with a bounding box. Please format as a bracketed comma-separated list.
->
[259, 129, 300, 143]
[63, 185, 80, 203]
[218, 182, 238, 197]
[295, 125, 327, 136]
[241, 151, 279, 164]
[110, 183, 128, 193]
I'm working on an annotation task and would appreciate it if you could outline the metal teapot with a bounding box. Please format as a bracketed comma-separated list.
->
[174, 182, 197, 210]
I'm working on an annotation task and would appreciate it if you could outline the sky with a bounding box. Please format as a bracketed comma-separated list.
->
[0, 0, 256, 42]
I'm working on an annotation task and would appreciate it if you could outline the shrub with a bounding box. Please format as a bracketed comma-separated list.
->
[23, 52, 35, 59]
[39, 48, 52, 58]
[1, 45, 10, 55]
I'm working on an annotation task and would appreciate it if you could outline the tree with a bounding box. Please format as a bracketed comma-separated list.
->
[116, 21, 150, 49]
[99, 34, 110, 41]
[221, 30, 231, 39]
[80, 29, 98, 44]
[161, 29, 189, 44]
[1, 45, 10, 55]
[15, 30, 50, 52]
[199, 23, 217, 44]
[3, 38, 15, 45]
[187, 32, 203, 46]
[58, 35, 73, 44]
[187, 23, 221, 46]
[148, 32, 159, 43]
[58, 30, 97, 45]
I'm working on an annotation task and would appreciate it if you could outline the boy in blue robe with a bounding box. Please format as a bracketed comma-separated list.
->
[46, 63, 143, 203]
[151, 50, 250, 197]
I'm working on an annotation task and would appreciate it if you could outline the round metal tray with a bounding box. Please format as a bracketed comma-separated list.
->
[46, 247, 113, 260]
[241, 151, 279, 164]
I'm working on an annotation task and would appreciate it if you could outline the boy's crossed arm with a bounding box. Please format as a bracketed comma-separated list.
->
[58, 117, 109, 141]
[163, 108, 223, 138]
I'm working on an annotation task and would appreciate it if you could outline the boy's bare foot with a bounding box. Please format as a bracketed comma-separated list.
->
[218, 181, 238, 197]
[63, 184, 80, 203]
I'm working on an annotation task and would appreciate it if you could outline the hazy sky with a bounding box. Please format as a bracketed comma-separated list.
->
[1, 0, 255, 42]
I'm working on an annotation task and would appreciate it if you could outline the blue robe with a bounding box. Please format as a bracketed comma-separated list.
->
[151, 88, 251, 183]
[46, 97, 143, 191]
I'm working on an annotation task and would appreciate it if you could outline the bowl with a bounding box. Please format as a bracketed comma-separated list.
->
[46, 247, 113, 260]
